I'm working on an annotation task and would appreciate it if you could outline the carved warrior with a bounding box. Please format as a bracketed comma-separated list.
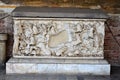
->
[13, 19, 104, 57]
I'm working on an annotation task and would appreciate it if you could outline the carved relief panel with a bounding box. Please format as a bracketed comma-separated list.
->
[13, 18, 105, 58]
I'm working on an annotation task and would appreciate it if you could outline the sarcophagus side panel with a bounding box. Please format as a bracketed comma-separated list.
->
[13, 19, 105, 58]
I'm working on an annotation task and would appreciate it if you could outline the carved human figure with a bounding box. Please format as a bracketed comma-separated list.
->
[13, 20, 104, 57]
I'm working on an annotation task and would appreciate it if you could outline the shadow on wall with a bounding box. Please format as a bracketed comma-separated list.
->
[0, 15, 13, 63]
[104, 16, 120, 65]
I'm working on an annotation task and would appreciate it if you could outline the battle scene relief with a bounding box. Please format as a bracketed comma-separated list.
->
[13, 19, 105, 58]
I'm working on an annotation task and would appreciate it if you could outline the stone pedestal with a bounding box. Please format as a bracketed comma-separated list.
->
[6, 58, 110, 75]
[0, 34, 7, 64]
[6, 7, 110, 75]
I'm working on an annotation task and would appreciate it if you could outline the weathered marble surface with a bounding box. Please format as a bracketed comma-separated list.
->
[13, 18, 105, 58]
[6, 58, 110, 75]
[12, 7, 108, 19]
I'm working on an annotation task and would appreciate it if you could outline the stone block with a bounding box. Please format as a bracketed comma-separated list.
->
[0, 34, 7, 64]
[6, 58, 110, 75]
[6, 7, 110, 75]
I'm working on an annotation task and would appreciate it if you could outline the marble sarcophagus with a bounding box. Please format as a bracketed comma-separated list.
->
[6, 7, 110, 75]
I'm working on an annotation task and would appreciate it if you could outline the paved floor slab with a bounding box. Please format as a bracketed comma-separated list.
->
[0, 66, 120, 80]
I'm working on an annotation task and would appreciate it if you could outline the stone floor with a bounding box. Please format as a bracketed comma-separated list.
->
[0, 66, 120, 80]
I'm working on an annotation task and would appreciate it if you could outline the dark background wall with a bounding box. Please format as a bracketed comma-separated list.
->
[0, 0, 120, 66]
[105, 16, 120, 65]
[1, 0, 120, 13]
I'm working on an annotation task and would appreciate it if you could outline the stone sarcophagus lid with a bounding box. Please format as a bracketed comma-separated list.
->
[6, 7, 110, 75]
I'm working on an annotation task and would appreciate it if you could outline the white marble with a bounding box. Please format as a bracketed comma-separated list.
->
[6, 63, 13, 74]
[12, 18, 105, 58]
[6, 58, 110, 75]
[37, 64, 57, 74]
[6, 17, 110, 75]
